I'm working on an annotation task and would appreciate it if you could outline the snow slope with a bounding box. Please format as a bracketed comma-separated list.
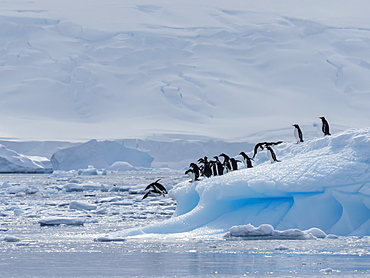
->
[110, 128, 370, 238]
[0, 1, 370, 141]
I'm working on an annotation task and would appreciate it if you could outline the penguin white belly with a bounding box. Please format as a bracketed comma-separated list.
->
[294, 129, 299, 142]
[267, 150, 274, 163]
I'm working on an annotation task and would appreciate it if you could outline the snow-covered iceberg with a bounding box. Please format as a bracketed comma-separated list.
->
[110, 128, 370, 238]
[50, 139, 153, 171]
[0, 145, 52, 173]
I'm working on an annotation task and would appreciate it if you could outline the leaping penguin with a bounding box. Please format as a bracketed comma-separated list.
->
[142, 179, 168, 199]
[265, 146, 281, 163]
[239, 152, 253, 168]
[319, 117, 331, 136]
[292, 124, 304, 143]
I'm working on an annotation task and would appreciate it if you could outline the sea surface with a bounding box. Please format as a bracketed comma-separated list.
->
[0, 172, 369, 277]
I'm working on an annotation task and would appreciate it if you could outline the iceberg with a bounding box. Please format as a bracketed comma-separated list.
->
[111, 128, 370, 238]
[0, 145, 52, 173]
[50, 139, 153, 171]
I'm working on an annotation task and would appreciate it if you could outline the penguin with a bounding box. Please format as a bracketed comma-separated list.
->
[252, 141, 283, 159]
[230, 158, 240, 171]
[201, 156, 212, 178]
[252, 142, 266, 159]
[319, 117, 331, 136]
[292, 124, 304, 143]
[239, 152, 253, 168]
[265, 146, 280, 163]
[189, 163, 200, 180]
[142, 179, 167, 199]
[142, 187, 164, 200]
[144, 179, 168, 194]
[213, 156, 224, 176]
[209, 160, 218, 176]
[185, 169, 197, 182]
[219, 153, 232, 174]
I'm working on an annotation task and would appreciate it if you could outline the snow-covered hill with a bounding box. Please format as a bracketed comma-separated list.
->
[108, 128, 370, 237]
[0, 0, 370, 142]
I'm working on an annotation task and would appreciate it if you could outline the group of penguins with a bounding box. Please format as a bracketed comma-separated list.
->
[142, 117, 331, 199]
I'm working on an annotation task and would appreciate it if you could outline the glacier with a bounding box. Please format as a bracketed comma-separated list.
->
[110, 128, 370, 238]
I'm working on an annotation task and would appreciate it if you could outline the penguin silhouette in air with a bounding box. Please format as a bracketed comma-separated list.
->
[142, 179, 167, 199]
[319, 117, 331, 136]
[292, 124, 304, 143]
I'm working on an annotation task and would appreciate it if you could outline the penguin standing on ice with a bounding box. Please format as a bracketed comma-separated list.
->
[239, 152, 253, 168]
[319, 117, 331, 136]
[292, 124, 304, 143]
[198, 156, 212, 178]
[189, 163, 200, 180]
[213, 156, 224, 176]
[252, 142, 266, 159]
[219, 153, 232, 174]
[185, 169, 197, 182]
[265, 146, 280, 163]
[230, 158, 240, 171]
[252, 141, 283, 159]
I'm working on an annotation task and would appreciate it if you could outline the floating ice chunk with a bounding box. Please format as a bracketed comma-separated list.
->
[39, 217, 85, 226]
[63, 182, 102, 192]
[69, 201, 97, 211]
[78, 165, 98, 175]
[304, 227, 327, 238]
[3, 236, 21, 242]
[319, 268, 341, 273]
[110, 161, 136, 171]
[94, 236, 126, 242]
[275, 245, 289, 250]
[225, 224, 324, 239]
[228, 224, 274, 237]
[96, 196, 123, 203]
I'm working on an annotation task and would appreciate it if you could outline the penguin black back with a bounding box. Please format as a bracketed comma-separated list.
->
[319, 117, 331, 136]
[239, 152, 253, 168]
[292, 124, 304, 143]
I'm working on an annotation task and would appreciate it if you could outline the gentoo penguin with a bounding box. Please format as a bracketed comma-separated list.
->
[292, 124, 304, 143]
[239, 152, 253, 168]
[197, 157, 212, 177]
[144, 179, 168, 194]
[142, 179, 167, 199]
[230, 158, 240, 171]
[252, 142, 266, 159]
[213, 156, 224, 176]
[319, 117, 331, 136]
[202, 157, 212, 178]
[185, 169, 197, 182]
[219, 153, 232, 174]
[252, 141, 283, 159]
[189, 163, 200, 180]
[265, 146, 280, 163]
